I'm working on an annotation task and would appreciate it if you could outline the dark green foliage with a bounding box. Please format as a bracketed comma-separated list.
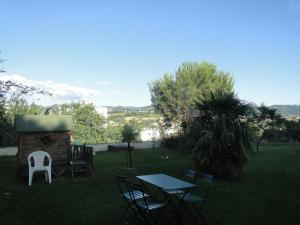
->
[0, 113, 14, 146]
[285, 120, 300, 141]
[191, 91, 253, 178]
[263, 129, 289, 142]
[149, 62, 233, 127]
[105, 125, 123, 143]
[161, 134, 186, 150]
[55, 102, 106, 144]
[185, 117, 202, 152]
[121, 123, 140, 144]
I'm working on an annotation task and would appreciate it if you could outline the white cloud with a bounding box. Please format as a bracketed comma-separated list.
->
[98, 81, 111, 85]
[0, 74, 102, 104]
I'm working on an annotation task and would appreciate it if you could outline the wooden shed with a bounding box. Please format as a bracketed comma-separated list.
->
[15, 115, 73, 178]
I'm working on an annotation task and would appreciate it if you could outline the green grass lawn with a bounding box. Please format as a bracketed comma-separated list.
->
[0, 143, 300, 225]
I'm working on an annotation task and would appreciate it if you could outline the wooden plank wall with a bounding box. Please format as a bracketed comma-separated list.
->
[18, 131, 71, 167]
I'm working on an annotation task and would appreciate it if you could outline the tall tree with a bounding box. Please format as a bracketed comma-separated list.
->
[50, 102, 106, 144]
[149, 62, 233, 129]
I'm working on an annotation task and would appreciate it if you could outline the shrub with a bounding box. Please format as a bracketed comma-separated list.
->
[161, 134, 186, 150]
[191, 91, 253, 178]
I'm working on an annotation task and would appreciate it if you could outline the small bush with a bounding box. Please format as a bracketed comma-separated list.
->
[161, 134, 186, 150]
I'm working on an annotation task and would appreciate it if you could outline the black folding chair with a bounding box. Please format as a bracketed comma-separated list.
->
[115, 174, 148, 225]
[127, 181, 166, 225]
[176, 170, 213, 225]
[161, 170, 198, 225]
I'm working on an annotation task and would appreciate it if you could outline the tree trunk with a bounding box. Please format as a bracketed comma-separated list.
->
[256, 137, 263, 152]
[128, 141, 132, 168]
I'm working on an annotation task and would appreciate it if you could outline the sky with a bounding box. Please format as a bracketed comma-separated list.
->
[0, 0, 299, 106]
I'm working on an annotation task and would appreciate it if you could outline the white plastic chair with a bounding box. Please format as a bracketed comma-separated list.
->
[27, 151, 52, 186]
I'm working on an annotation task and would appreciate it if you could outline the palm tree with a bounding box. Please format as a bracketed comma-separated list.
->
[191, 91, 253, 178]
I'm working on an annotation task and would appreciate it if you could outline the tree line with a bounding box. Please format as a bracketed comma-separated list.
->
[0, 99, 133, 146]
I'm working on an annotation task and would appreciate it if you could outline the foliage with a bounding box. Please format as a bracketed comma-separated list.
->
[105, 124, 123, 143]
[3, 100, 44, 145]
[263, 129, 289, 142]
[0, 75, 50, 146]
[49, 102, 106, 144]
[2, 99, 155, 146]
[121, 122, 140, 145]
[149, 62, 233, 128]
[161, 134, 186, 149]
[0, 80, 50, 108]
[108, 105, 154, 112]
[285, 120, 300, 141]
[250, 105, 286, 151]
[108, 109, 160, 130]
[191, 91, 253, 178]
[6, 100, 44, 122]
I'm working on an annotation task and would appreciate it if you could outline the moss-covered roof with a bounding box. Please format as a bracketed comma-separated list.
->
[15, 115, 73, 133]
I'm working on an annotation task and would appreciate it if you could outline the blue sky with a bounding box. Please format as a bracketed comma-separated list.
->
[0, 0, 299, 106]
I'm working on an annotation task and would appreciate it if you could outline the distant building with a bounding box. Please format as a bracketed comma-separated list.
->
[140, 128, 160, 141]
[283, 115, 300, 122]
[96, 106, 108, 119]
[165, 128, 178, 136]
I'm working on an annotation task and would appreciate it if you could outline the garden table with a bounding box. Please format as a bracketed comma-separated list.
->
[137, 174, 195, 225]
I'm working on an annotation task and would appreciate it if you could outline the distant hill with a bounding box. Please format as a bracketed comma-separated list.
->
[270, 105, 300, 116]
[106, 105, 154, 113]
[105, 105, 300, 116]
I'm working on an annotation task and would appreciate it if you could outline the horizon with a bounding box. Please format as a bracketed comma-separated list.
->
[1, 0, 300, 106]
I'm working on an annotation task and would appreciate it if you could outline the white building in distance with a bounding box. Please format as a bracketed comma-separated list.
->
[96, 106, 108, 119]
[140, 128, 160, 141]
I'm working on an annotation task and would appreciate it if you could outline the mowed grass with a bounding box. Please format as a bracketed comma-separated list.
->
[0, 143, 300, 225]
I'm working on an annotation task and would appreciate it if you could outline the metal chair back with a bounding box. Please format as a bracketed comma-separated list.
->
[179, 170, 213, 225]
[126, 180, 166, 225]
[115, 174, 130, 200]
[127, 181, 147, 203]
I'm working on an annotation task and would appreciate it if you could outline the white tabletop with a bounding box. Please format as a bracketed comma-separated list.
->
[137, 174, 195, 190]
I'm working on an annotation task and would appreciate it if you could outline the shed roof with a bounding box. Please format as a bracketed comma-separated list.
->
[15, 115, 73, 133]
